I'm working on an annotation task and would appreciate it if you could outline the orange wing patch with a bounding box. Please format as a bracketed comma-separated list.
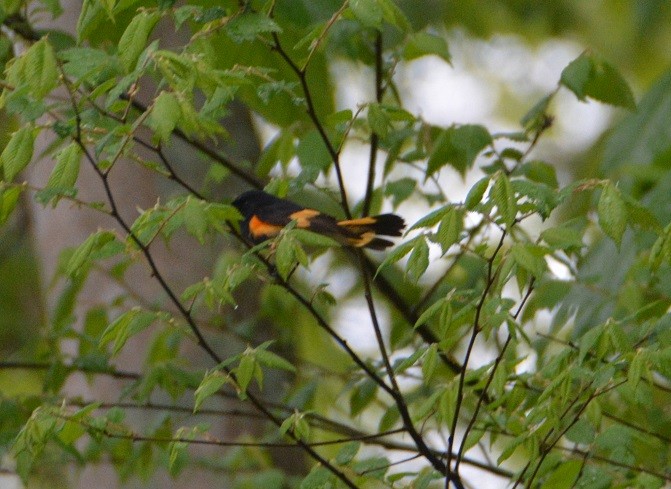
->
[249, 215, 284, 239]
[347, 231, 376, 248]
[337, 217, 377, 227]
[289, 209, 321, 228]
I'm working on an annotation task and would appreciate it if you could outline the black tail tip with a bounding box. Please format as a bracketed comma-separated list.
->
[373, 213, 406, 237]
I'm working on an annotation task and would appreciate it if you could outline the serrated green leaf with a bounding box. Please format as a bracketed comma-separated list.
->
[183, 197, 208, 244]
[597, 182, 627, 246]
[118, 11, 160, 72]
[147, 91, 181, 142]
[560, 53, 635, 110]
[226, 12, 282, 43]
[194, 370, 228, 412]
[491, 173, 516, 228]
[428, 124, 491, 176]
[404, 32, 450, 63]
[408, 206, 450, 232]
[24, 38, 58, 97]
[275, 236, 299, 280]
[1, 126, 37, 181]
[236, 354, 257, 396]
[434, 207, 463, 254]
[407, 237, 429, 282]
[100, 308, 157, 355]
[66, 230, 116, 277]
[44, 143, 81, 204]
[422, 344, 439, 383]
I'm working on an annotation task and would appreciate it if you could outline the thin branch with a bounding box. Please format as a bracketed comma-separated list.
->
[454, 279, 535, 473]
[59, 69, 358, 489]
[127, 99, 265, 189]
[446, 231, 506, 484]
[362, 31, 383, 217]
[270, 32, 351, 218]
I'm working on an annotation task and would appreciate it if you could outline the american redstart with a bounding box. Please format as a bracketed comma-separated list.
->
[232, 190, 405, 250]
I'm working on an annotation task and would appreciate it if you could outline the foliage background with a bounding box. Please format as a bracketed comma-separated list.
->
[1, 0, 671, 488]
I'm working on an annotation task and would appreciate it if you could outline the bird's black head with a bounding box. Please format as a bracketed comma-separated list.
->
[232, 190, 277, 217]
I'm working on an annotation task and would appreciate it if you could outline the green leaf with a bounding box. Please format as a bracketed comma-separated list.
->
[541, 225, 584, 251]
[275, 236, 301, 280]
[0, 185, 23, 225]
[408, 206, 451, 232]
[291, 229, 341, 248]
[560, 53, 635, 110]
[385, 177, 416, 207]
[183, 197, 208, 244]
[255, 349, 296, 373]
[601, 70, 671, 174]
[349, 0, 382, 29]
[368, 102, 391, 138]
[194, 370, 228, 412]
[118, 11, 160, 72]
[300, 465, 334, 489]
[335, 441, 361, 465]
[428, 124, 491, 176]
[540, 460, 582, 489]
[414, 297, 448, 329]
[422, 344, 439, 383]
[236, 354, 257, 396]
[43, 143, 81, 204]
[100, 308, 157, 355]
[1, 126, 37, 181]
[433, 207, 463, 254]
[464, 176, 490, 209]
[376, 236, 420, 275]
[597, 182, 627, 246]
[394, 346, 427, 374]
[226, 13, 282, 43]
[511, 243, 548, 279]
[66, 230, 116, 277]
[407, 237, 430, 282]
[404, 32, 451, 64]
[350, 379, 378, 416]
[490, 173, 516, 228]
[24, 38, 58, 97]
[377, 0, 411, 31]
[521, 160, 558, 189]
[296, 130, 332, 177]
[147, 91, 181, 142]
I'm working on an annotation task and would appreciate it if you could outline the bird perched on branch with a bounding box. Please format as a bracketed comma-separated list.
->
[232, 190, 405, 250]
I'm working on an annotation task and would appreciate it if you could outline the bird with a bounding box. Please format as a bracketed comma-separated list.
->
[232, 190, 405, 250]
